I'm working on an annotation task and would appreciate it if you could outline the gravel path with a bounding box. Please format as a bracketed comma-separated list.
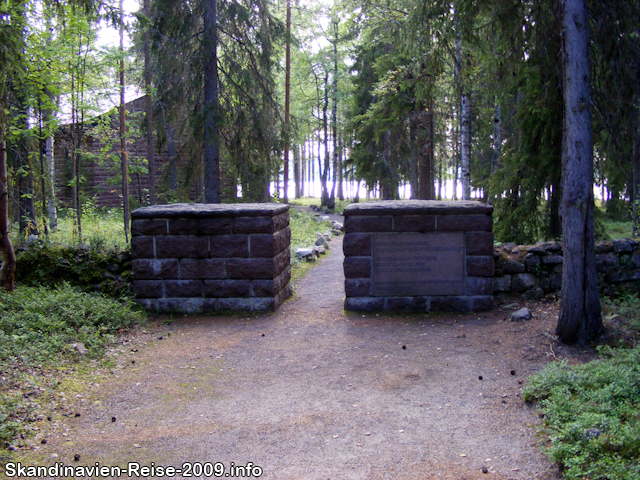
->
[21, 230, 579, 480]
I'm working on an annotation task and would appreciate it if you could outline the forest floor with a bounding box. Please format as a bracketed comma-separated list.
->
[9, 226, 596, 480]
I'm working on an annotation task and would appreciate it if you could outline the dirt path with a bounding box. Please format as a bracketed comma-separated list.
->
[19, 233, 588, 479]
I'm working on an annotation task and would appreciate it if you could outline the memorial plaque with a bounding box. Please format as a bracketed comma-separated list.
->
[372, 232, 464, 296]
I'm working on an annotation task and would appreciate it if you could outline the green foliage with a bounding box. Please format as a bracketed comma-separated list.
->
[15, 236, 131, 297]
[0, 284, 144, 364]
[0, 284, 144, 448]
[523, 347, 640, 480]
[288, 208, 333, 267]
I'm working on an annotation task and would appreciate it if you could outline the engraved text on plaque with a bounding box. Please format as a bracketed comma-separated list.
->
[372, 232, 464, 296]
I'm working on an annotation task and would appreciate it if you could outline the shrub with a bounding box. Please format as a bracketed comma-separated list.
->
[522, 347, 640, 480]
[15, 240, 132, 298]
[0, 284, 145, 449]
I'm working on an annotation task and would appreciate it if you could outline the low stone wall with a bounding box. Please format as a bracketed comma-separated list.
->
[494, 238, 640, 299]
[343, 200, 494, 312]
[131, 203, 291, 313]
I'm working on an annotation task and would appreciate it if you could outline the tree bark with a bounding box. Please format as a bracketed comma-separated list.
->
[460, 93, 471, 200]
[633, 92, 640, 237]
[283, 0, 291, 203]
[45, 136, 57, 230]
[557, 0, 603, 344]
[0, 140, 16, 291]
[120, 0, 130, 243]
[203, 0, 221, 203]
[144, 0, 155, 206]
[322, 74, 330, 207]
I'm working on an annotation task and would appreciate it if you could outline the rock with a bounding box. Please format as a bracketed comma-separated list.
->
[525, 253, 541, 269]
[312, 245, 326, 256]
[332, 221, 344, 231]
[595, 241, 614, 254]
[510, 307, 532, 321]
[613, 239, 633, 253]
[295, 248, 316, 260]
[595, 253, 620, 273]
[540, 274, 562, 293]
[502, 242, 516, 252]
[497, 258, 525, 274]
[542, 255, 563, 265]
[493, 275, 512, 293]
[25, 235, 40, 245]
[545, 242, 562, 252]
[511, 273, 537, 292]
[315, 235, 330, 249]
[69, 343, 89, 355]
[318, 215, 330, 222]
[527, 243, 547, 254]
[522, 287, 544, 301]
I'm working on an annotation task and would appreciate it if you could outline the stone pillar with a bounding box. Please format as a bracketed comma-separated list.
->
[131, 203, 291, 313]
[343, 200, 494, 312]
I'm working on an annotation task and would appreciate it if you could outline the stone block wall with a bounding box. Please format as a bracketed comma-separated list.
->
[131, 203, 291, 313]
[343, 200, 494, 312]
[493, 238, 640, 299]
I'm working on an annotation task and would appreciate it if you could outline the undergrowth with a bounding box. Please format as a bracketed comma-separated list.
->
[0, 284, 145, 450]
[523, 294, 640, 480]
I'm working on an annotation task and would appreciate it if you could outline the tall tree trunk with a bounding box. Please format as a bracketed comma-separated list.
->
[168, 125, 177, 192]
[455, 27, 471, 200]
[557, 0, 602, 344]
[633, 92, 640, 237]
[294, 144, 300, 199]
[14, 94, 37, 235]
[492, 103, 501, 173]
[409, 124, 419, 199]
[0, 140, 16, 291]
[460, 93, 471, 200]
[203, 0, 221, 203]
[283, 0, 291, 203]
[329, 17, 339, 208]
[338, 136, 344, 201]
[144, 0, 155, 206]
[300, 141, 305, 198]
[322, 75, 330, 207]
[419, 98, 435, 199]
[120, 0, 130, 243]
[45, 136, 57, 230]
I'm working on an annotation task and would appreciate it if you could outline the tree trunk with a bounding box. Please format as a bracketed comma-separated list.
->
[45, 136, 57, 230]
[322, 74, 330, 207]
[633, 92, 640, 237]
[144, 0, 155, 206]
[120, 0, 130, 243]
[409, 125, 419, 199]
[557, 0, 602, 344]
[294, 144, 300, 199]
[283, 0, 291, 203]
[0, 140, 16, 291]
[338, 136, 344, 201]
[203, 0, 221, 203]
[460, 93, 471, 200]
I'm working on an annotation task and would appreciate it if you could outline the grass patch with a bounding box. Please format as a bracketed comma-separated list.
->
[0, 284, 145, 450]
[12, 205, 128, 250]
[288, 208, 335, 272]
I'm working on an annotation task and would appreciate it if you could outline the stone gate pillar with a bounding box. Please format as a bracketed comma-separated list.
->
[343, 200, 494, 312]
[131, 203, 291, 314]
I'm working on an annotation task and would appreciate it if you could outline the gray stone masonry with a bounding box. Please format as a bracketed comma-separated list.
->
[494, 238, 640, 298]
[343, 200, 494, 313]
[131, 203, 292, 314]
